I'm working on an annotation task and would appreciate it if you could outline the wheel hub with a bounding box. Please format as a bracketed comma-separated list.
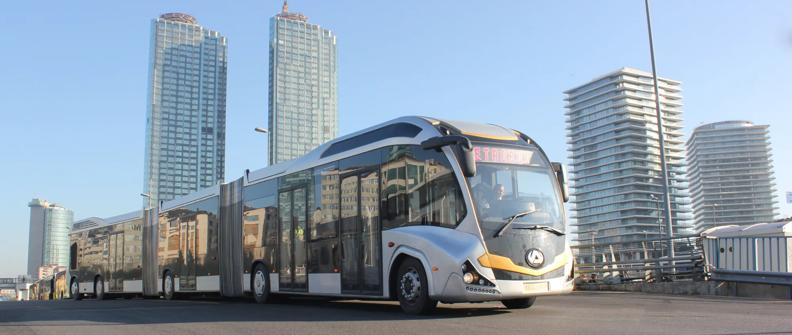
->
[165, 276, 173, 294]
[254, 271, 266, 296]
[400, 268, 421, 302]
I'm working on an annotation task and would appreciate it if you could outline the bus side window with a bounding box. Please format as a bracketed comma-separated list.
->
[69, 243, 78, 270]
[381, 145, 467, 229]
[407, 146, 467, 228]
[381, 146, 409, 230]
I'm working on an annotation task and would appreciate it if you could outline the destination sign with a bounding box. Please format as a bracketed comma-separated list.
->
[472, 145, 541, 166]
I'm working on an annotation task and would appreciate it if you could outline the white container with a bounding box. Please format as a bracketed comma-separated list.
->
[701, 222, 792, 273]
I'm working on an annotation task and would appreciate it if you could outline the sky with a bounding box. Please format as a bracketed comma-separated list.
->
[1, 0, 790, 277]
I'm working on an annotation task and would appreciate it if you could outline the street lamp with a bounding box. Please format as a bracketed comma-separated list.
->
[590, 230, 599, 264]
[254, 127, 270, 165]
[649, 194, 664, 258]
[645, 0, 676, 267]
[140, 193, 152, 209]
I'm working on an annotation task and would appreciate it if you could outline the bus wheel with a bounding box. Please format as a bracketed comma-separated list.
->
[94, 277, 105, 300]
[396, 258, 437, 315]
[70, 279, 81, 300]
[252, 264, 271, 304]
[501, 297, 536, 309]
[163, 271, 175, 300]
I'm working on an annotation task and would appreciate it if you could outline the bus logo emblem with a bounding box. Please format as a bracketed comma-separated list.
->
[525, 249, 545, 268]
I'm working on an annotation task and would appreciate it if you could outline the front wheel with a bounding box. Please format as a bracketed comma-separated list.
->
[501, 297, 537, 309]
[396, 258, 437, 315]
[251, 264, 271, 304]
[162, 271, 175, 300]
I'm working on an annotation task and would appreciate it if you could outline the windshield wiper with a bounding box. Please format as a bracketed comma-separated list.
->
[493, 210, 536, 238]
[515, 224, 565, 236]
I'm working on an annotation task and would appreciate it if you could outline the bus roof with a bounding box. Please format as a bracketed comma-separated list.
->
[245, 116, 527, 186]
[72, 210, 144, 233]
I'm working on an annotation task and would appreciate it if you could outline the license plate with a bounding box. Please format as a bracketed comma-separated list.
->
[523, 282, 548, 293]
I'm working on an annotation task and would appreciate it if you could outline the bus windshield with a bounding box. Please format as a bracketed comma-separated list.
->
[468, 145, 564, 235]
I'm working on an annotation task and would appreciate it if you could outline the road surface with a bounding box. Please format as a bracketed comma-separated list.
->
[1, 292, 791, 335]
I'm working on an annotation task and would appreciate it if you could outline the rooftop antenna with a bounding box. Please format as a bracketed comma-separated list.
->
[282, 0, 288, 13]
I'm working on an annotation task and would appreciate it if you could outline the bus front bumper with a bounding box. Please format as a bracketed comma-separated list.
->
[438, 273, 574, 303]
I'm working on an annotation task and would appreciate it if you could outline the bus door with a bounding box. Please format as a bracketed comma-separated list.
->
[107, 232, 124, 291]
[179, 215, 196, 290]
[278, 187, 308, 292]
[340, 169, 382, 295]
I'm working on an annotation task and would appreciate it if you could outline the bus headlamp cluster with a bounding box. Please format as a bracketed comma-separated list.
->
[461, 261, 494, 287]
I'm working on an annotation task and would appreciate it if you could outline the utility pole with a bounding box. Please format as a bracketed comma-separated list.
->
[644, 0, 675, 266]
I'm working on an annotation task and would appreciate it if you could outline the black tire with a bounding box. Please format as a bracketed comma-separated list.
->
[94, 276, 105, 300]
[251, 264, 271, 304]
[396, 258, 437, 315]
[70, 278, 81, 301]
[162, 271, 175, 300]
[501, 297, 537, 309]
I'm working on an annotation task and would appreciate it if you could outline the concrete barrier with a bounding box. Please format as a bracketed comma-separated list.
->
[576, 281, 792, 300]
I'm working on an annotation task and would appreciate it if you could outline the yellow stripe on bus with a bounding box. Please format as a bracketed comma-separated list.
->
[478, 250, 570, 277]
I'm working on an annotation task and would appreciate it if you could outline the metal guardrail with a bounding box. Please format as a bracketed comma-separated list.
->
[711, 269, 792, 286]
[574, 233, 792, 287]
[572, 234, 706, 284]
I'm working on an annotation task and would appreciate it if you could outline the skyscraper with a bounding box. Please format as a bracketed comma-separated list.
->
[687, 121, 778, 232]
[268, 1, 338, 165]
[27, 199, 73, 279]
[565, 68, 693, 256]
[143, 13, 228, 203]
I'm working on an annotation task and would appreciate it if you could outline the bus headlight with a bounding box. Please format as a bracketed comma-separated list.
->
[463, 272, 476, 284]
[462, 261, 494, 286]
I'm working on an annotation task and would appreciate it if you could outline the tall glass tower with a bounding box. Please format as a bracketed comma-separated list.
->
[565, 68, 693, 259]
[687, 121, 778, 233]
[27, 199, 73, 279]
[268, 2, 338, 165]
[143, 13, 227, 203]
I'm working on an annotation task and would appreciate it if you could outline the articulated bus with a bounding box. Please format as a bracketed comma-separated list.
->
[68, 116, 573, 314]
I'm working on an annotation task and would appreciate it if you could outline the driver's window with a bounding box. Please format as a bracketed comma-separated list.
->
[495, 169, 514, 199]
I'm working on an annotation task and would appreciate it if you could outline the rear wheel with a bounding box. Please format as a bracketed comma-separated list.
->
[251, 264, 271, 304]
[162, 271, 175, 300]
[70, 278, 81, 300]
[501, 297, 536, 309]
[396, 258, 437, 315]
[94, 277, 105, 300]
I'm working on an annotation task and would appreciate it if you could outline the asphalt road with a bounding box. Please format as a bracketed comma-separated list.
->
[1, 292, 791, 335]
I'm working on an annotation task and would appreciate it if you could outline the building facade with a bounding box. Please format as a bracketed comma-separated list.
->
[565, 68, 693, 256]
[268, 2, 338, 165]
[143, 13, 228, 203]
[687, 121, 777, 233]
[27, 199, 73, 279]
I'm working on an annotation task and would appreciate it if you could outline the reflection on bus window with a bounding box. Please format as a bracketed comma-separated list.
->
[381, 145, 466, 229]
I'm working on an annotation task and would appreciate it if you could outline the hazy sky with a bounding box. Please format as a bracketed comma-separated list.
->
[1, 0, 790, 277]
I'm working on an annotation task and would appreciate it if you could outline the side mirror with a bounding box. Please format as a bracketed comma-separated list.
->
[551, 162, 569, 203]
[421, 135, 476, 177]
